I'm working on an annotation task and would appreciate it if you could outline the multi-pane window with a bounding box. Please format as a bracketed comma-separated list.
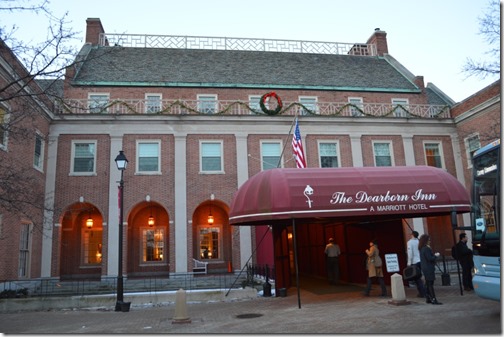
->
[137, 141, 160, 173]
[261, 141, 282, 170]
[373, 142, 393, 166]
[424, 142, 443, 168]
[201, 141, 223, 172]
[349, 97, 364, 117]
[199, 227, 220, 260]
[83, 230, 102, 265]
[299, 97, 318, 115]
[249, 95, 262, 114]
[88, 94, 109, 113]
[142, 229, 164, 262]
[18, 223, 31, 278]
[34, 133, 44, 170]
[465, 134, 481, 168]
[319, 142, 339, 168]
[0, 106, 8, 149]
[392, 98, 409, 117]
[198, 95, 217, 114]
[71, 141, 96, 174]
[145, 94, 162, 113]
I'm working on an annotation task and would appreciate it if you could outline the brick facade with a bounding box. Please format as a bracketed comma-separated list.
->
[0, 19, 500, 282]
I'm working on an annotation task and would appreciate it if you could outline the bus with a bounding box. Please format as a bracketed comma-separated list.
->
[471, 139, 500, 301]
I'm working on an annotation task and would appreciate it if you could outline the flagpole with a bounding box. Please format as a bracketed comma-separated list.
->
[276, 115, 298, 168]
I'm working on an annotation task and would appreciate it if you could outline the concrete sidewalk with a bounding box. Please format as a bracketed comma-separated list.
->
[0, 280, 501, 334]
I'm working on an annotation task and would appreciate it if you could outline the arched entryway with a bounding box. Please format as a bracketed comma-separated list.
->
[192, 199, 233, 273]
[127, 200, 170, 278]
[60, 202, 103, 280]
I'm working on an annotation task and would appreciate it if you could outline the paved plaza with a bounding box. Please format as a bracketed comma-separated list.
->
[0, 278, 501, 334]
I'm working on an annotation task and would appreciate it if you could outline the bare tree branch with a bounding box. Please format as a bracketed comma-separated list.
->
[462, 0, 501, 79]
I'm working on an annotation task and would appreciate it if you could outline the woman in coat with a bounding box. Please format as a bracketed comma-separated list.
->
[363, 239, 387, 297]
[419, 234, 442, 305]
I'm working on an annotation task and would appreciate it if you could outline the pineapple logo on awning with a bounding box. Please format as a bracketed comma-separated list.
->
[304, 185, 314, 208]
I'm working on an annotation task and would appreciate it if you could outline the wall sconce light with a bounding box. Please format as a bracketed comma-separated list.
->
[287, 233, 293, 239]
[86, 213, 94, 229]
[207, 206, 214, 225]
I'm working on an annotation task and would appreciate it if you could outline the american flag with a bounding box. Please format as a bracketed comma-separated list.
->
[292, 118, 307, 168]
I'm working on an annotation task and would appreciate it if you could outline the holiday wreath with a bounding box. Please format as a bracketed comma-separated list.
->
[260, 92, 283, 115]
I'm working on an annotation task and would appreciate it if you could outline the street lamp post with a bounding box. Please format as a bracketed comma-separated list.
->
[114, 150, 128, 312]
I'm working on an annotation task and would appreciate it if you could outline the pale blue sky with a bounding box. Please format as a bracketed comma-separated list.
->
[4, 0, 500, 102]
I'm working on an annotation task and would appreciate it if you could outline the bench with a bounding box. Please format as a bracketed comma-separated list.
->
[192, 258, 208, 274]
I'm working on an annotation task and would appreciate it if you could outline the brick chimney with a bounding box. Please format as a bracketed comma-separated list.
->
[85, 18, 106, 46]
[366, 28, 388, 56]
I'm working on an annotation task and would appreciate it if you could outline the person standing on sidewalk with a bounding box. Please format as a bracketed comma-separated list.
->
[456, 232, 474, 291]
[407, 231, 426, 298]
[363, 239, 387, 297]
[324, 238, 341, 284]
[419, 234, 442, 305]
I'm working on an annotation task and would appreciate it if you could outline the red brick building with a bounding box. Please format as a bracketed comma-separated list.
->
[0, 18, 500, 285]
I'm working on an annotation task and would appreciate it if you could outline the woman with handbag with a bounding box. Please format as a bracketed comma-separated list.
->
[419, 234, 442, 305]
[363, 239, 387, 297]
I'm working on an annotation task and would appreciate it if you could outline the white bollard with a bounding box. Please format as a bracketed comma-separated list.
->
[172, 288, 192, 324]
[388, 273, 410, 306]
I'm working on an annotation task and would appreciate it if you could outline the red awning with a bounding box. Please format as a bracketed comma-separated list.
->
[229, 166, 471, 226]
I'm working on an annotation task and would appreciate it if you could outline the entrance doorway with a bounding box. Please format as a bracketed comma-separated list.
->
[274, 219, 406, 293]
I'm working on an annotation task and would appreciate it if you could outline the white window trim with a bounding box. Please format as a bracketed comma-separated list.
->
[88, 93, 110, 113]
[260, 140, 283, 170]
[199, 140, 224, 174]
[464, 133, 481, 169]
[136, 140, 162, 175]
[33, 131, 45, 172]
[392, 98, 409, 117]
[140, 227, 167, 266]
[249, 95, 262, 114]
[81, 227, 103, 267]
[299, 96, 318, 115]
[70, 140, 97, 176]
[197, 224, 223, 262]
[18, 222, 32, 278]
[197, 94, 218, 114]
[372, 140, 395, 166]
[317, 140, 341, 168]
[348, 97, 364, 116]
[423, 140, 445, 169]
[145, 93, 162, 113]
[0, 104, 10, 151]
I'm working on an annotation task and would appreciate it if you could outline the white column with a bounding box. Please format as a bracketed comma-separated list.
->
[412, 218, 424, 235]
[107, 137, 123, 277]
[236, 134, 251, 269]
[402, 135, 415, 165]
[41, 135, 58, 277]
[451, 134, 472, 235]
[174, 135, 188, 272]
[350, 134, 363, 167]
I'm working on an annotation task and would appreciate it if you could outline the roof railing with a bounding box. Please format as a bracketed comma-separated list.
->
[57, 99, 450, 118]
[98, 33, 377, 56]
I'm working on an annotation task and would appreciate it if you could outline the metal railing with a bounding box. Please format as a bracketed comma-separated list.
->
[56, 99, 451, 119]
[99, 33, 377, 56]
[0, 273, 247, 298]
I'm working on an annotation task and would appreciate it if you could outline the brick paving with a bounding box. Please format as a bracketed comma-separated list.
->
[0, 278, 501, 334]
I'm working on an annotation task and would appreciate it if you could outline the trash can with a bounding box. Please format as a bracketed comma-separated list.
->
[441, 273, 450, 286]
[116, 301, 131, 312]
[278, 288, 287, 297]
[263, 281, 272, 297]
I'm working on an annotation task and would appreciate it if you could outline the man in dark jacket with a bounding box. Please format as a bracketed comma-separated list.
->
[456, 233, 474, 291]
